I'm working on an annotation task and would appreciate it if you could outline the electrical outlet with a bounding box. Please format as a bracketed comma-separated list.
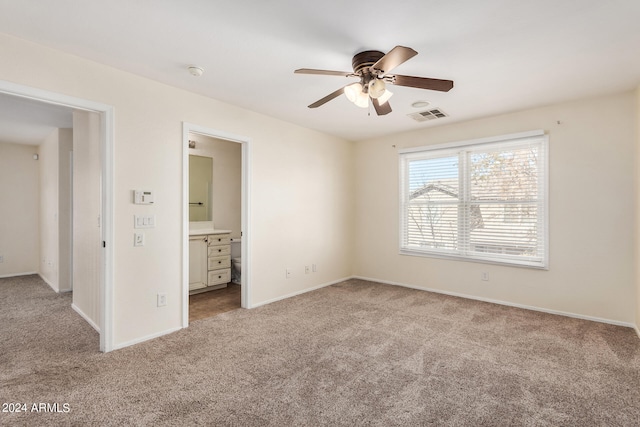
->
[305, 265, 310, 274]
[157, 293, 167, 307]
[134, 232, 145, 247]
[285, 268, 292, 279]
[481, 272, 489, 281]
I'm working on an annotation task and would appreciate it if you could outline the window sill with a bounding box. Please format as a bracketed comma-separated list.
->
[399, 248, 548, 270]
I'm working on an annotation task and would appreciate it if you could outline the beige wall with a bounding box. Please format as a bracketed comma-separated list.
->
[188, 134, 242, 239]
[0, 142, 39, 276]
[355, 91, 637, 325]
[0, 33, 354, 348]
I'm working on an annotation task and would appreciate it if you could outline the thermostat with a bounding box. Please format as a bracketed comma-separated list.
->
[134, 190, 154, 204]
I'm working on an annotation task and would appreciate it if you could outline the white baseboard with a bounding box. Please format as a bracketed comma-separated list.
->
[352, 275, 636, 330]
[250, 276, 353, 309]
[72, 303, 101, 333]
[0, 271, 37, 279]
[635, 325, 640, 340]
[112, 326, 182, 351]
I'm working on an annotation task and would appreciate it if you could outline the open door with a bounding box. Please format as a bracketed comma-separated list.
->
[71, 110, 102, 331]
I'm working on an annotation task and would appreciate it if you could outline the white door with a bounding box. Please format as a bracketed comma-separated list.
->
[72, 110, 102, 329]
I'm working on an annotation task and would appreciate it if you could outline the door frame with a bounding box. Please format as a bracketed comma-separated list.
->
[182, 123, 252, 327]
[0, 80, 114, 352]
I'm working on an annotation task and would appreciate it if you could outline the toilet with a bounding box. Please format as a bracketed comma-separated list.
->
[230, 238, 241, 284]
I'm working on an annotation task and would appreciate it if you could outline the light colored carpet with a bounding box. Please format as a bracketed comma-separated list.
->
[1, 274, 639, 426]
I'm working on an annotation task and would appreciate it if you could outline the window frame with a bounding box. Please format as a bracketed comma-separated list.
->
[398, 130, 549, 269]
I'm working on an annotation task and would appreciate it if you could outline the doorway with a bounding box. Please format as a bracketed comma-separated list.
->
[182, 123, 251, 326]
[0, 80, 114, 352]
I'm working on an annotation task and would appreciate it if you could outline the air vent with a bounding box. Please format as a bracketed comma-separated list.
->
[408, 108, 448, 122]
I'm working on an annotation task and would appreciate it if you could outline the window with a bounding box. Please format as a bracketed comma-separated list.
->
[399, 131, 548, 269]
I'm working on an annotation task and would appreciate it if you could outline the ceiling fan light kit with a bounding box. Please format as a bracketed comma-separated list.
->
[377, 89, 393, 105]
[294, 45, 453, 116]
[367, 79, 386, 99]
[344, 83, 362, 103]
[345, 83, 370, 108]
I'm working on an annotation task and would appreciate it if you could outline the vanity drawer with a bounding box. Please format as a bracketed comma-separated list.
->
[208, 255, 230, 270]
[208, 234, 231, 246]
[208, 245, 230, 256]
[208, 268, 231, 286]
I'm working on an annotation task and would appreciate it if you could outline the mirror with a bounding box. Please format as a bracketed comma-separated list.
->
[189, 155, 213, 222]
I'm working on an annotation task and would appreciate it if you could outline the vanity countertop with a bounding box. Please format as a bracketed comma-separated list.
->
[189, 229, 232, 236]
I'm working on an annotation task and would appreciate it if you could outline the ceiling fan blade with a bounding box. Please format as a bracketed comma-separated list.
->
[371, 46, 418, 75]
[372, 98, 392, 115]
[391, 75, 454, 92]
[308, 87, 345, 108]
[295, 68, 354, 77]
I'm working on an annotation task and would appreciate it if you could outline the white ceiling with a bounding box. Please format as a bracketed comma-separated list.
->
[0, 93, 73, 145]
[0, 0, 639, 142]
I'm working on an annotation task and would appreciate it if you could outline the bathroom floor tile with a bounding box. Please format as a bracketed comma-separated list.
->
[189, 283, 241, 322]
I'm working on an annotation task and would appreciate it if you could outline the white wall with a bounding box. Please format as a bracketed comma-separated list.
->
[188, 134, 241, 238]
[38, 128, 73, 292]
[354, 91, 637, 325]
[0, 33, 354, 348]
[38, 129, 60, 289]
[0, 142, 39, 277]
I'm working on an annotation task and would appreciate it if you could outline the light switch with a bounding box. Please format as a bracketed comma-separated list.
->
[134, 215, 156, 229]
[134, 232, 144, 246]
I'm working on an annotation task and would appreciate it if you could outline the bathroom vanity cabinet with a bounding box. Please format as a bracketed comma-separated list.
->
[189, 230, 231, 294]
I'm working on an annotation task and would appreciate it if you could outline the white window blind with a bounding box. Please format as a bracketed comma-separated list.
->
[399, 131, 548, 268]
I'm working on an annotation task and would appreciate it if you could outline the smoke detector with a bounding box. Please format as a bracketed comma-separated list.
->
[411, 100, 430, 108]
[188, 66, 204, 77]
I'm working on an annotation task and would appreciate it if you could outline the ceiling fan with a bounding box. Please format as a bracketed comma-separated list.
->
[294, 46, 454, 115]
